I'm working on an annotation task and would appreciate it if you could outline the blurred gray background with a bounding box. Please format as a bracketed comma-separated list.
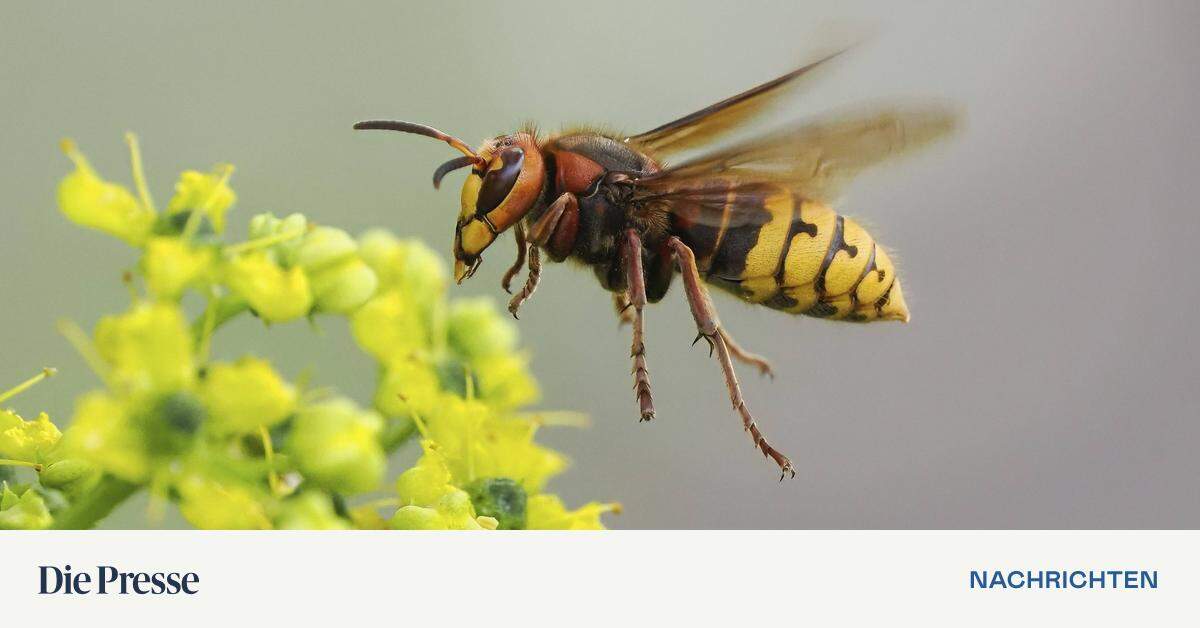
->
[2, 1, 1197, 528]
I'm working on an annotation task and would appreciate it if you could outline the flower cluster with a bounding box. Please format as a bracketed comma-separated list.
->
[0, 135, 617, 529]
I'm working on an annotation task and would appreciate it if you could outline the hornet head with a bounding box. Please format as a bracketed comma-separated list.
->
[353, 120, 546, 283]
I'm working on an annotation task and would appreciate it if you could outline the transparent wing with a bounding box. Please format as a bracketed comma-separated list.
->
[634, 104, 959, 224]
[624, 50, 846, 156]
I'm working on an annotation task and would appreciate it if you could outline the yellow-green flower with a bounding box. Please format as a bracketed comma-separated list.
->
[198, 357, 296, 434]
[392, 442, 495, 530]
[351, 290, 430, 363]
[473, 353, 539, 410]
[57, 139, 156, 246]
[287, 398, 385, 494]
[275, 492, 350, 530]
[224, 251, 313, 322]
[0, 410, 61, 463]
[421, 397, 566, 494]
[43, 136, 620, 531]
[391, 491, 493, 530]
[58, 391, 149, 482]
[372, 359, 443, 420]
[385, 396, 614, 529]
[526, 494, 620, 530]
[175, 472, 271, 530]
[141, 236, 215, 299]
[166, 167, 236, 234]
[358, 230, 448, 300]
[94, 301, 195, 396]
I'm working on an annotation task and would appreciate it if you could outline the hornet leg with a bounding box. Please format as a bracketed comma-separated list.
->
[719, 329, 775, 379]
[507, 245, 540, 319]
[666, 236, 795, 479]
[528, 192, 575, 247]
[624, 229, 655, 422]
[509, 192, 579, 318]
[500, 223, 527, 294]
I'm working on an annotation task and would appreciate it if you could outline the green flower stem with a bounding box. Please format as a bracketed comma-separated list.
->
[51, 475, 139, 530]
[191, 294, 249, 349]
[0, 459, 42, 471]
[224, 228, 304, 255]
[380, 417, 418, 454]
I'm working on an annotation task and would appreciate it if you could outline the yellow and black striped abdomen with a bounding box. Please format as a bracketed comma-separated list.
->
[683, 186, 909, 322]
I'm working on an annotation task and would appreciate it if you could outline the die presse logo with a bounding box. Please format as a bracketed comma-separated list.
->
[39, 565, 199, 595]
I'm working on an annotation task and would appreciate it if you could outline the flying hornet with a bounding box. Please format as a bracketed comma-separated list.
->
[355, 50, 956, 479]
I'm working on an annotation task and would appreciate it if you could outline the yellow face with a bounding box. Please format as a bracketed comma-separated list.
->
[452, 133, 545, 283]
[454, 171, 489, 280]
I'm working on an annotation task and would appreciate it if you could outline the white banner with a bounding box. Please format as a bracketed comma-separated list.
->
[0, 531, 1192, 625]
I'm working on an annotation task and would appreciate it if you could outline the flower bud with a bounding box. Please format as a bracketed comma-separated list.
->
[292, 226, 378, 313]
[248, 212, 308, 265]
[389, 504, 444, 530]
[199, 357, 296, 434]
[389, 490, 487, 530]
[307, 257, 378, 313]
[295, 226, 358, 270]
[395, 442, 455, 506]
[247, 212, 278, 240]
[447, 297, 518, 361]
[38, 458, 99, 498]
[434, 489, 485, 530]
[287, 398, 385, 494]
[224, 251, 313, 322]
[39, 458, 94, 487]
[275, 492, 351, 530]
